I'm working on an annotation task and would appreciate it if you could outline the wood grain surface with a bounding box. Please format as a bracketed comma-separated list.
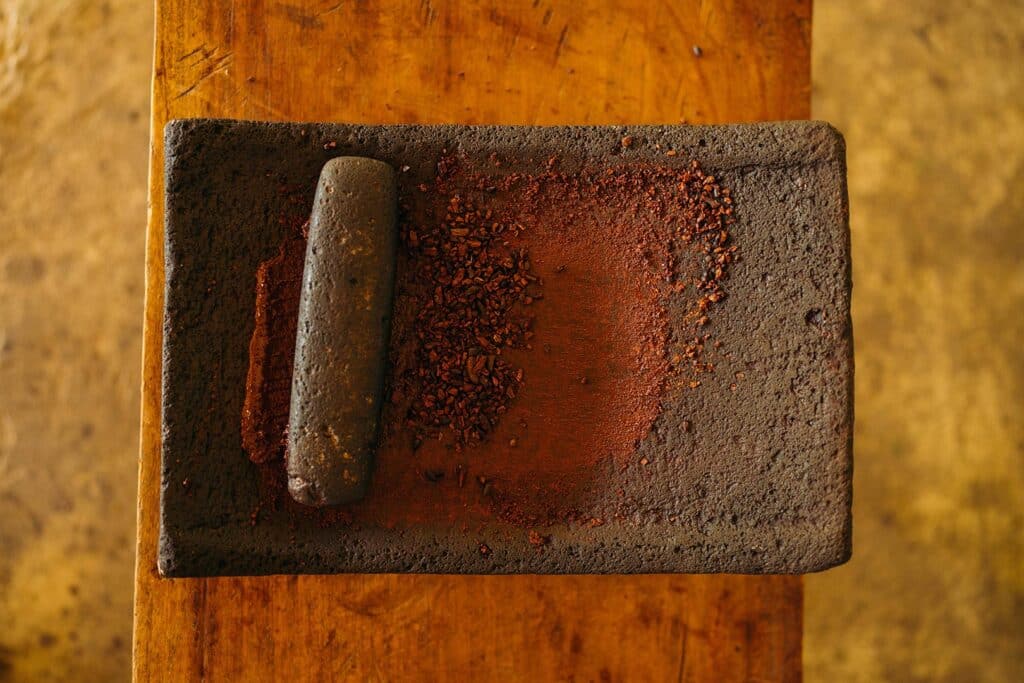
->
[135, 1, 811, 680]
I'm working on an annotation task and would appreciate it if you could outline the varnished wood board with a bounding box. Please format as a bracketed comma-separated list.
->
[136, 1, 811, 680]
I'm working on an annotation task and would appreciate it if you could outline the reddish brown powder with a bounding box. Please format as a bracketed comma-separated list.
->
[240, 217, 307, 464]
[241, 153, 735, 529]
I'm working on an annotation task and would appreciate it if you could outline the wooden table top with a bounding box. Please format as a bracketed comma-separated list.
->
[134, 1, 810, 680]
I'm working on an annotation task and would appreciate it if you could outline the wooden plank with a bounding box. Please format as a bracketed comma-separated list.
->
[135, 1, 811, 680]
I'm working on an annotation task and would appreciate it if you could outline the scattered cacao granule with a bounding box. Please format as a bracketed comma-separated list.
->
[392, 186, 539, 447]
[433, 154, 737, 387]
[528, 530, 550, 548]
[382, 151, 736, 526]
[249, 503, 262, 526]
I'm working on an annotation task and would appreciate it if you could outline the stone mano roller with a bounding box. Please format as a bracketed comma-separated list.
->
[286, 157, 398, 506]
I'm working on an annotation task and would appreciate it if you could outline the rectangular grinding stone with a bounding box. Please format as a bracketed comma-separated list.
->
[160, 119, 852, 576]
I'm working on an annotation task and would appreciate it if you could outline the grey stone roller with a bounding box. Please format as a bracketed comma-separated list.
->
[286, 157, 398, 506]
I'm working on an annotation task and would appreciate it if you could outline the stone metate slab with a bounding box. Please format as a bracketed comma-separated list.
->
[159, 119, 851, 576]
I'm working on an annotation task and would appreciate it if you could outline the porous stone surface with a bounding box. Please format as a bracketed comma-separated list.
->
[286, 157, 398, 506]
[160, 119, 851, 576]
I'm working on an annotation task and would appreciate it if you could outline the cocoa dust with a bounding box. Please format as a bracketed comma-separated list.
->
[240, 151, 736, 531]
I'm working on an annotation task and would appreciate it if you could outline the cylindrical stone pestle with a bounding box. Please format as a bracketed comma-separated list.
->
[286, 157, 398, 506]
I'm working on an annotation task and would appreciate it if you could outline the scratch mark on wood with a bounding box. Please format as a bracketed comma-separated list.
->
[177, 44, 206, 62]
[542, 7, 552, 25]
[419, 0, 436, 26]
[676, 622, 689, 683]
[554, 24, 568, 61]
[174, 51, 235, 101]
[503, 19, 523, 59]
[320, 1, 344, 17]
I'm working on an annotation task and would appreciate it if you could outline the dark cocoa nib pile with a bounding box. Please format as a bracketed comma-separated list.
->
[389, 153, 736, 450]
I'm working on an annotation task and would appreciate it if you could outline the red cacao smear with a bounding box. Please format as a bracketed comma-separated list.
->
[241, 155, 735, 529]
[240, 217, 307, 464]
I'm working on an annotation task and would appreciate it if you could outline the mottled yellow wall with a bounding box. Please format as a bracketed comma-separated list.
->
[0, 1, 151, 680]
[0, 1, 1020, 681]
[807, 1, 1024, 681]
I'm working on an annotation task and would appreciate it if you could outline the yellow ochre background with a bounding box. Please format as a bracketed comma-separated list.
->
[0, 1, 1021, 680]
